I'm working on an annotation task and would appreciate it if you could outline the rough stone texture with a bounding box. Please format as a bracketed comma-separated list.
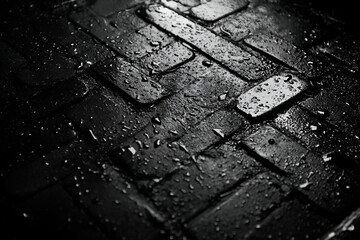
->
[236, 73, 307, 118]
[187, 174, 289, 240]
[94, 57, 170, 104]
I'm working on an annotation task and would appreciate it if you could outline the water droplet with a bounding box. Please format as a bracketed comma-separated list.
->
[299, 180, 311, 189]
[218, 93, 227, 101]
[152, 116, 161, 125]
[127, 146, 137, 155]
[89, 129, 98, 142]
[268, 138, 276, 144]
[154, 139, 161, 147]
[213, 129, 225, 138]
[202, 60, 213, 67]
[322, 153, 332, 162]
[317, 109, 330, 118]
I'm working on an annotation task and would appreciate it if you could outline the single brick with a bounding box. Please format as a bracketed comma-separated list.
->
[236, 73, 307, 118]
[111, 139, 188, 180]
[318, 33, 360, 71]
[212, 1, 333, 47]
[83, 0, 146, 17]
[160, 0, 194, 12]
[187, 174, 288, 240]
[2, 147, 76, 198]
[36, 0, 75, 9]
[32, 14, 94, 56]
[247, 198, 332, 240]
[107, 31, 161, 59]
[274, 105, 360, 160]
[107, 9, 147, 36]
[66, 94, 148, 146]
[1, 23, 55, 60]
[0, 40, 26, 76]
[94, 57, 169, 105]
[2, 115, 77, 164]
[151, 142, 262, 222]
[75, 43, 115, 69]
[13, 77, 88, 121]
[243, 125, 360, 215]
[5, 184, 107, 239]
[138, 4, 277, 81]
[244, 33, 327, 78]
[189, 0, 248, 22]
[300, 90, 360, 131]
[139, 41, 194, 74]
[64, 165, 163, 240]
[16, 52, 77, 86]
[137, 24, 174, 48]
[70, 8, 118, 41]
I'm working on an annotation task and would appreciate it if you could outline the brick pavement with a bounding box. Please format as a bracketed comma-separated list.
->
[1, 0, 360, 239]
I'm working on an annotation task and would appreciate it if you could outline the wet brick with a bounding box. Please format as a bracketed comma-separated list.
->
[107, 31, 161, 59]
[111, 139, 188, 180]
[300, 90, 360, 132]
[107, 8, 147, 36]
[151, 141, 262, 222]
[236, 73, 308, 119]
[1, 23, 55, 60]
[4, 184, 107, 240]
[9, 77, 88, 122]
[187, 174, 288, 240]
[93, 57, 169, 104]
[70, 8, 119, 41]
[137, 24, 174, 48]
[318, 33, 360, 72]
[139, 4, 278, 81]
[243, 125, 360, 215]
[244, 32, 327, 78]
[189, 0, 248, 22]
[81, 0, 146, 17]
[36, 0, 75, 10]
[160, 0, 196, 12]
[211, 1, 333, 47]
[32, 14, 94, 57]
[2, 115, 77, 164]
[16, 51, 77, 86]
[2, 147, 77, 198]
[64, 164, 163, 240]
[66, 93, 148, 147]
[70, 7, 146, 42]
[139, 41, 194, 74]
[247, 198, 332, 240]
[106, 25, 173, 61]
[274, 105, 360, 160]
[0, 40, 26, 76]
